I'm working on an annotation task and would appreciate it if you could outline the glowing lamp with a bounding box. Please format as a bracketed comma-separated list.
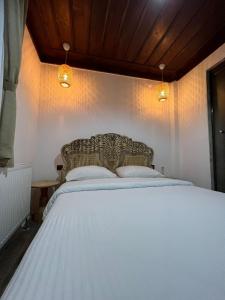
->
[158, 64, 169, 102]
[58, 64, 72, 88]
[58, 42, 72, 88]
[158, 82, 169, 102]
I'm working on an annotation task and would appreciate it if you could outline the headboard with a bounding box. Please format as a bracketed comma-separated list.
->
[61, 133, 154, 180]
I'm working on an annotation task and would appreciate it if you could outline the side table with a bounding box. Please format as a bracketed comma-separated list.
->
[32, 180, 60, 222]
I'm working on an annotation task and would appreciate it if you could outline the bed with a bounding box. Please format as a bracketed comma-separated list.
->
[1, 133, 225, 300]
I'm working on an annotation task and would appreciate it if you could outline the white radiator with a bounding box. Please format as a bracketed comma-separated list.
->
[0, 165, 32, 248]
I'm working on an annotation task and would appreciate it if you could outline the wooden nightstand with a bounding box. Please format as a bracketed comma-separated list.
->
[32, 180, 60, 222]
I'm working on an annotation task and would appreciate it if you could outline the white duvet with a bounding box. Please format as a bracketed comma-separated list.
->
[2, 178, 225, 300]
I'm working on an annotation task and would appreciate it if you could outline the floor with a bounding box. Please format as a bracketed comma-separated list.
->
[0, 221, 40, 297]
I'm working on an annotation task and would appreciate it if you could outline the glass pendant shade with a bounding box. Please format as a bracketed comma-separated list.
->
[158, 82, 169, 102]
[58, 64, 72, 88]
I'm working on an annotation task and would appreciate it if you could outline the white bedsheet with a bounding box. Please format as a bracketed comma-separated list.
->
[2, 178, 225, 300]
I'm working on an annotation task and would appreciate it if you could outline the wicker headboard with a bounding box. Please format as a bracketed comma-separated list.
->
[61, 133, 153, 180]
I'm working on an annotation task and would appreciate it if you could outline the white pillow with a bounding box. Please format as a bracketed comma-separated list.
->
[66, 165, 117, 181]
[116, 166, 163, 178]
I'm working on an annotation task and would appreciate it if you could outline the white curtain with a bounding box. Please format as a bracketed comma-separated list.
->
[0, 0, 4, 113]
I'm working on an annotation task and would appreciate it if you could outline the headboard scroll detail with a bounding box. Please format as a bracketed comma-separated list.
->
[61, 133, 153, 180]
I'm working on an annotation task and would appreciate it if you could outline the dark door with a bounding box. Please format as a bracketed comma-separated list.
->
[209, 63, 225, 192]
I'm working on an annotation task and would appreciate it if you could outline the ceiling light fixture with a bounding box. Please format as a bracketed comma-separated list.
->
[58, 42, 72, 88]
[158, 64, 169, 102]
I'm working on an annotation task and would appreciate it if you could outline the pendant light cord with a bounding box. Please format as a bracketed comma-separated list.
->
[65, 50, 69, 64]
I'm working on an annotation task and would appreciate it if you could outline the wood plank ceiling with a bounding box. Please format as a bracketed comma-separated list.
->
[27, 0, 225, 82]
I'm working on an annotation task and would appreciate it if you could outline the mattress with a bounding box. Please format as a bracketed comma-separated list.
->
[1, 177, 225, 300]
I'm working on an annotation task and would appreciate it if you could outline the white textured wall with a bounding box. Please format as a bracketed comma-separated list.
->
[14, 28, 41, 168]
[0, 0, 4, 112]
[33, 64, 173, 180]
[175, 43, 225, 188]
[15, 28, 225, 188]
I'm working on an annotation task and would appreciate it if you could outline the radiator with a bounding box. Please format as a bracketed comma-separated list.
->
[0, 165, 32, 248]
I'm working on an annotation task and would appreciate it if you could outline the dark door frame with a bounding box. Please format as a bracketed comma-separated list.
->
[207, 59, 225, 190]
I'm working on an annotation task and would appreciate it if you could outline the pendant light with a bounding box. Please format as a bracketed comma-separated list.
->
[158, 64, 169, 102]
[58, 42, 72, 88]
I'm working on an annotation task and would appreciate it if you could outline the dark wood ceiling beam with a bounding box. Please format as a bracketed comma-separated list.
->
[160, 0, 221, 67]
[115, 0, 130, 45]
[49, 0, 73, 49]
[88, 0, 110, 56]
[100, 0, 112, 50]
[177, 26, 225, 79]
[27, 1, 52, 57]
[125, 0, 165, 62]
[87, 0, 94, 54]
[147, 0, 205, 67]
[168, 5, 225, 70]
[134, 0, 184, 65]
[69, 0, 92, 54]
[115, 0, 147, 60]
[68, 0, 76, 51]
[34, 0, 60, 49]
[103, 0, 130, 58]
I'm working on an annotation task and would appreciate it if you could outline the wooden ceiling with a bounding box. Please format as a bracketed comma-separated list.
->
[27, 0, 225, 82]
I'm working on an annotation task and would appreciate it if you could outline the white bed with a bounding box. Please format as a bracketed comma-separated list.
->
[2, 177, 225, 300]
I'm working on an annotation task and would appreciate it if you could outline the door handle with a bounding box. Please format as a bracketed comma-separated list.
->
[219, 129, 225, 134]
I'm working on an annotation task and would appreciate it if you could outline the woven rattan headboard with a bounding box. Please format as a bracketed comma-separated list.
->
[61, 133, 153, 180]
